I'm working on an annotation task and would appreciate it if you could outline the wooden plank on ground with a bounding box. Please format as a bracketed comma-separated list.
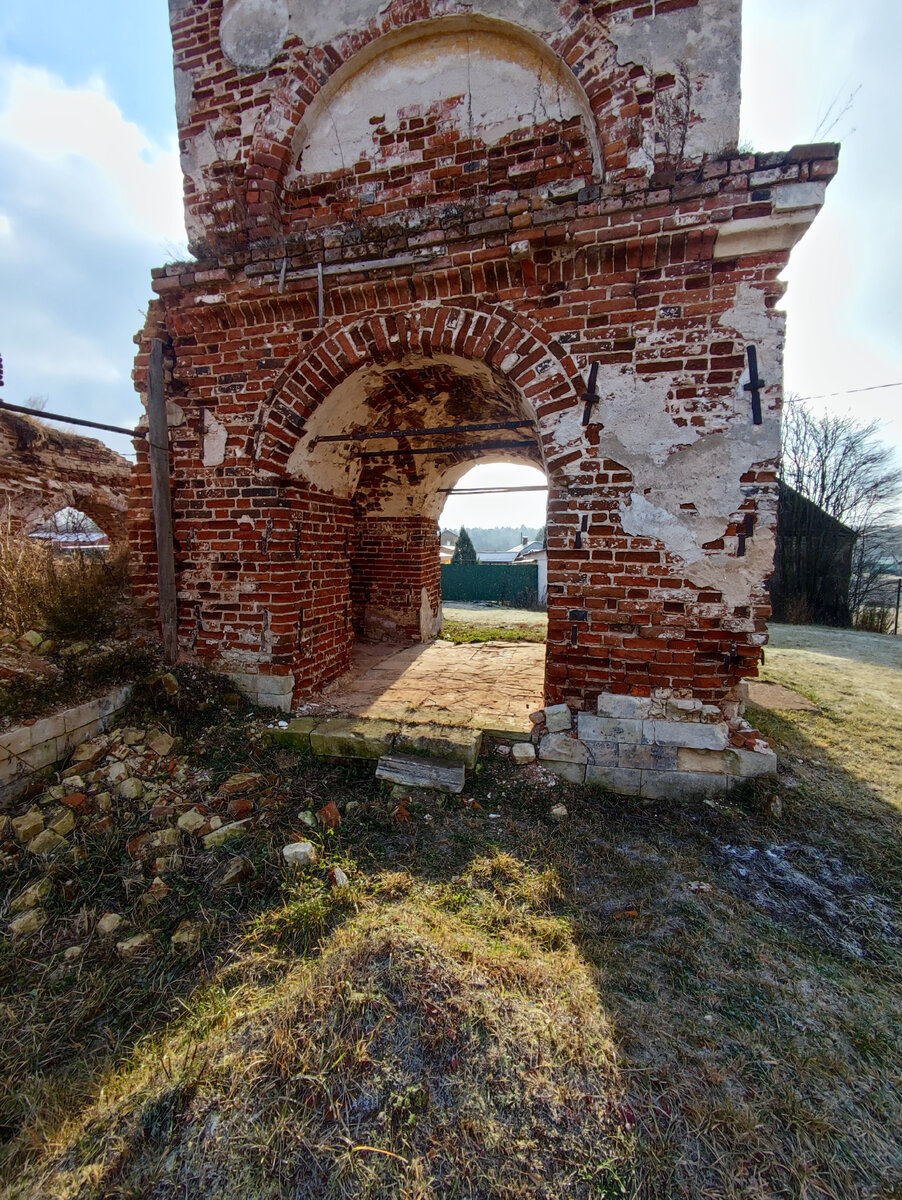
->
[376, 753, 466, 795]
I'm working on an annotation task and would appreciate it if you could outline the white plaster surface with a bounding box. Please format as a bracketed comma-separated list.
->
[297, 27, 586, 176]
[286, 0, 564, 48]
[203, 415, 228, 467]
[221, 0, 290, 69]
[610, 0, 741, 159]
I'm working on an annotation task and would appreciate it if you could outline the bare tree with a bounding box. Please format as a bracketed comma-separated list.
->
[780, 400, 902, 616]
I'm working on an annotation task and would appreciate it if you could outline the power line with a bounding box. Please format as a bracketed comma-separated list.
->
[793, 381, 902, 403]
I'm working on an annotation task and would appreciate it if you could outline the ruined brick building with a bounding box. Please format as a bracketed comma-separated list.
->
[132, 0, 837, 780]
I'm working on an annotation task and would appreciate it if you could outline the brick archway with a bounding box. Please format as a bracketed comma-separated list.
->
[253, 305, 583, 480]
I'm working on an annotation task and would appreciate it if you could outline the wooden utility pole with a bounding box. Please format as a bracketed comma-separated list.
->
[147, 339, 179, 664]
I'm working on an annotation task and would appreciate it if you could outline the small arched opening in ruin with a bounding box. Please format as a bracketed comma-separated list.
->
[28, 507, 112, 554]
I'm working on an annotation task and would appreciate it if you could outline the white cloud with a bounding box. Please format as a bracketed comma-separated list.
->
[0, 59, 188, 450]
[0, 62, 185, 244]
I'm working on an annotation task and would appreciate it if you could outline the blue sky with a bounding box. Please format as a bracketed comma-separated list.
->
[0, 0, 899, 530]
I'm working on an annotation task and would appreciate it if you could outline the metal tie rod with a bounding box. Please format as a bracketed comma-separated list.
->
[356, 440, 535, 458]
[437, 485, 548, 494]
[316, 420, 533, 444]
[0, 399, 146, 439]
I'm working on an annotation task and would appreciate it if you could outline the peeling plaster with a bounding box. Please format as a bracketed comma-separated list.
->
[610, 0, 741, 158]
[297, 27, 585, 176]
[221, 0, 290, 70]
[286, 0, 564, 48]
[203, 415, 228, 467]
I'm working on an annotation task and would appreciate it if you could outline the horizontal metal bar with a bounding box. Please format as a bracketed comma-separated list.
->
[356, 440, 536, 458]
[317, 420, 533, 444]
[0, 400, 146, 439]
[437, 485, 548, 494]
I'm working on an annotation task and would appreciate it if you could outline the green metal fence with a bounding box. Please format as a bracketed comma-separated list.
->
[441, 562, 539, 607]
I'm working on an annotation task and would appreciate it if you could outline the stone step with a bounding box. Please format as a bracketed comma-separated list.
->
[271, 716, 482, 768]
[375, 753, 466, 795]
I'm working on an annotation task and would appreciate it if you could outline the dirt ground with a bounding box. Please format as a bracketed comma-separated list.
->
[442, 602, 548, 629]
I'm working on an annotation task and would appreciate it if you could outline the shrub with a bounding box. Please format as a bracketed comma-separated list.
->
[854, 604, 893, 634]
[0, 530, 135, 640]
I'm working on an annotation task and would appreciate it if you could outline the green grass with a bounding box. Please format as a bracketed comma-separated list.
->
[440, 618, 546, 644]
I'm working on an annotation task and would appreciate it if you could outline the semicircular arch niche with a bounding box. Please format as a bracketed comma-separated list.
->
[287, 16, 603, 185]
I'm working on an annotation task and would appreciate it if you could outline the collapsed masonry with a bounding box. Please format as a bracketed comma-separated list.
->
[131, 0, 837, 796]
[0, 408, 131, 543]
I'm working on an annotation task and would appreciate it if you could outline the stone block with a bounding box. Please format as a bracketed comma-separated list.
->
[639, 771, 729, 801]
[203, 819, 251, 849]
[64, 700, 100, 733]
[539, 734, 588, 764]
[543, 703, 572, 732]
[511, 742, 535, 764]
[649, 721, 729, 751]
[266, 717, 319, 752]
[375, 753, 466, 795]
[396, 723, 482, 769]
[577, 715, 645, 744]
[595, 693, 653, 720]
[724, 747, 778, 778]
[581, 741, 619, 768]
[310, 718, 400, 760]
[0, 724, 33, 761]
[677, 748, 733, 775]
[773, 181, 826, 210]
[541, 759, 586, 785]
[585, 765, 642, 795]
[29, 713, 66, 747]
[619, 743, 679, 771]
[665, 698, 702, 721]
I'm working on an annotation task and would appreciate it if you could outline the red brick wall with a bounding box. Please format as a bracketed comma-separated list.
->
[131, 1, 837, 721]
[351, 517, 442, 640]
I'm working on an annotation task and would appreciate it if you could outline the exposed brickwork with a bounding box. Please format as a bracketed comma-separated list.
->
[132, 0, 837, 772]
[0, 411, 131, 541]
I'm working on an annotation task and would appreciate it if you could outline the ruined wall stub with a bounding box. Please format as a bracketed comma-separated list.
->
[132, 0, 838, 794]
[0, 410, 131, 542]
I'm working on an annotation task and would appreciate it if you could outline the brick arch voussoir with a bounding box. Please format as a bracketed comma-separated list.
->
[246, 6, 610, 225]
[255, 306, 582, 476]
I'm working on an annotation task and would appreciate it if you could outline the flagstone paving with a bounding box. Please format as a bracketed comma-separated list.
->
[307, 639, 545, 737]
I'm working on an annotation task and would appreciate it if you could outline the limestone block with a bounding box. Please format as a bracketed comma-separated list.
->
[395, 723, 482, 769]
[577, 715, 645, 744]
[46, 808, 76, 837]
[665, 698, 702, 721]
[618, 743, 679, 771]
[177, 808, 207, 834]
[24, 739, 63, 772]
[724, 748, 778, 778]
[585, 765, 642, 795]
[543, 704, 572, 733]
[580, 741, 619, 768]
[595, 693, 653, 720]
[27, 829, 67, 856]
[203, 819, 251, 849]
[29, 713, 67, 746]
[64, 700, 101, 733]
[511, 742, 536, 764]
[639, 771, 729, 801]
[266, 717, 319, 752]
[541, 759, 586, 785]
[9, 877, 52, 914]
[539, 734, 588, 764]
[10, 908, 47, 937]
[677, 748, 732, 775]
[1, 724, 33, 761]
[13, 809, 44, 844]
[376, 753, 466, 795]
[282, 840, 316, 868]
[310, 718, 400, 760]
[117, 933, 155, 959]
[118, 778, 144, 801]
[97, 912, 125, 937]
[649, 721, 729, 751]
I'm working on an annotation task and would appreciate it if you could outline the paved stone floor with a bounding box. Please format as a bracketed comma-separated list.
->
[309, 639, 546, 736]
